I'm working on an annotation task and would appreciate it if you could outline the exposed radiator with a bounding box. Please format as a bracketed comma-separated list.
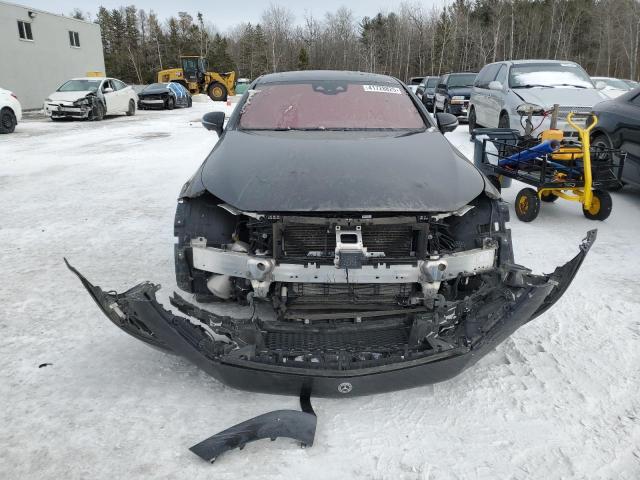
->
[282, 224, 415, 258]
[287, 283, 413, 306]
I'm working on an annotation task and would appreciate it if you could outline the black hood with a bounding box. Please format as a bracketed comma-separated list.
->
[447, 86, 472, 98]
[198, 129, 484, 213]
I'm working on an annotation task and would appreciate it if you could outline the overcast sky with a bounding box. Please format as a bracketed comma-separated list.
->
[20, 0, 449, 32]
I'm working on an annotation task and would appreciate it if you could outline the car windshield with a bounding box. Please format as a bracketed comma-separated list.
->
[447, 74, 476, 87]
[144, 83, 168, 91]
[510, 63, 594, 88]
[57, 79, 102, 92]
[595, 78, 630, 90]
[426, 77, 439, 88]
[238, 81, 425, 131]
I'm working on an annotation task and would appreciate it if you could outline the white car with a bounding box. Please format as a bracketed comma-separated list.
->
[468, 60, 609, 135]
[44, 77, 138, 121]
[591, 77, 632, 99]
[0, 87, 22, 134]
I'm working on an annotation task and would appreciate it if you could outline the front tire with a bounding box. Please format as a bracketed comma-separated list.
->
[0, 108, 17, 133]
[187, 96, 193, 108]
[89, 102, 105, 121]
[468, 107, 483, 135]
[126, 99, 136, 116]
[208, 83, 228, 102]
[515, 188, 540, 222]
[166, 97, 175, 110]
[583, 190, 612, 221]
[499, 112, 510, 129]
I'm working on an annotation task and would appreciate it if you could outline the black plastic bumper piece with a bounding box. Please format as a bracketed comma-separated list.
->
[65, 230, 595, 397]
[189, 389, 317, 463]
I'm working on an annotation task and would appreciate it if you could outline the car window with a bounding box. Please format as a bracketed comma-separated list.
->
[447, 73, 477, 88]
[509, 63, 594, 88]
[495, 65, 508, 86]
[239, 81, 426, 130]
[102, 80, 114, 92]
[426, 77, 439, 88]
[57, 79, 101, 92]
[475, 64, 500, 88]
[113, 79, 127, 90]
[596, 78, 631, 90]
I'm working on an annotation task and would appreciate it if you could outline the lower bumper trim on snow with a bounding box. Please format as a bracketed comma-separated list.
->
[65, 230, 595, 397]
[189, 388, 317, 463]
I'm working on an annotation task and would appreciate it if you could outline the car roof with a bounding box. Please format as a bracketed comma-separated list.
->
[256, 70, 400, 85]
[70, 77, 108, 81]
[489, 59, 579, 67]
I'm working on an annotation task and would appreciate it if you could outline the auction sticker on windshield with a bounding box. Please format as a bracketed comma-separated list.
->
[363, 85, 402, 94]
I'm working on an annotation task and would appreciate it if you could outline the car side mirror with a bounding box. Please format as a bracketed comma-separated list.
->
[202, 111, 225, 135]
[435, 112, 458, 133]
[595, 81, 607, 90]
[103, 87, 114, 93]
[488, 81, 503, 91]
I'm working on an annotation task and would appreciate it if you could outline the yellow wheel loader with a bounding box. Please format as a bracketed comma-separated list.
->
[157, 56, 236, 101]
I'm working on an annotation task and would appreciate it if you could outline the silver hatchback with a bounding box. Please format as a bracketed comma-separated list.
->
[469, 60, 609, 135]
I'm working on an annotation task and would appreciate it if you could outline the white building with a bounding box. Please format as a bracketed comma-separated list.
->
[0, 1, 105, 110]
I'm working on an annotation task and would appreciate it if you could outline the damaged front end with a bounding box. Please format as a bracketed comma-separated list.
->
[68, 190, 596, 397]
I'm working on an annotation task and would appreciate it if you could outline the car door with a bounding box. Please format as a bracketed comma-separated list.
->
[473, 63, 501, 126]
[471, 65, 491, 125]
[618, 93, 640, 184]
[101, 79, 119, 114]
[113, 79, 132, 111]
[435, 75, 447, 111]
[485, 64, 508, 126]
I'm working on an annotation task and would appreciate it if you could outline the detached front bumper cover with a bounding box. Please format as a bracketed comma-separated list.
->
[65, 230, 596, 398]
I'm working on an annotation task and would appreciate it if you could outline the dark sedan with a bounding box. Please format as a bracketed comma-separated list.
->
[138, 82, 192, 110]
[434, 72, 477, 119]
[417, 76, 439, 109]
[592, 87, 640, 188]
[70, 70, 593, 399]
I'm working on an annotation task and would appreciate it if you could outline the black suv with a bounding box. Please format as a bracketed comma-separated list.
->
[434, 72, 477, 119]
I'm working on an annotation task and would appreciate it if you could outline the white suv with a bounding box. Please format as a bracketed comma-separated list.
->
[0, 87, 22, 134]
[468, 60, 608, 135]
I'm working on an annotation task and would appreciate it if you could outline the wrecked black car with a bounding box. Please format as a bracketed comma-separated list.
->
[70, 70, 595, 398]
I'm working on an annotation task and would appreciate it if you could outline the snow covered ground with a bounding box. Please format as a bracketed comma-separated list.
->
[1, 99, 639, 479]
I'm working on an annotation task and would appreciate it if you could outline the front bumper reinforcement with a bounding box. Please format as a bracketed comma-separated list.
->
[65, 230, 596, 398]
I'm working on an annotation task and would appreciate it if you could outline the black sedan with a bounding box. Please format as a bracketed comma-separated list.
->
[138, 82, 192, 110]
[592, 87, 640, 188]
[433, 72, 477, 119]
[70, 70, 593, 399]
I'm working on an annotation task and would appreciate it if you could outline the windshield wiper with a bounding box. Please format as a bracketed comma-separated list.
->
[512, 84, 551, 89]
[550, 83, 588, 89]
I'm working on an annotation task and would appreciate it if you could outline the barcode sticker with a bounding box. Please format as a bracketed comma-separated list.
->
[363, 85, 402, 94]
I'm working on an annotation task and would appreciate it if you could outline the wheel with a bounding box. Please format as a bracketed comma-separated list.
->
[499, 112, 510, 129]
[89, 102, 104, 121]
[208, 83, 228, 102]
[0, 108, 17, 133]
[468, 107, 483, 135]
[126, 99, 136, 116]
[591, 134, 623, 191]
[515, 188, 540, 222]
[540, 191, 558, 202]
[583, 189, 612, 221]
[166, 97, 175, 110]
[488, 175, 502, 192]
[187, 96, 193, 108]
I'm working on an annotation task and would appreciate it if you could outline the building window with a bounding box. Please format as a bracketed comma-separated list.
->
[17, 20, 33, 41]
[69, 31, 80, 47]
